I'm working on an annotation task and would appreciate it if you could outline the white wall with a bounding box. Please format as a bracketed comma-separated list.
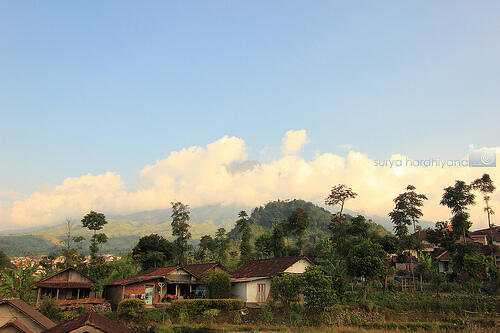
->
[284, 259, 311, 274]
[245, 279, 272, 303]
[231, 282, 246, 301]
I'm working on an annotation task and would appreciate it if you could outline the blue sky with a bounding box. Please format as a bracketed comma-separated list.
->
[1, 1, 499, 224]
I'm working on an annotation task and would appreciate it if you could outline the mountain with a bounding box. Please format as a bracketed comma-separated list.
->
[0, 200, 415, 257]
[228, 199, 390, 241]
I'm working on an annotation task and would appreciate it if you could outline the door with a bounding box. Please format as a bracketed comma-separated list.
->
[145, 286, 154, 305]
[257, 283, 266, 303]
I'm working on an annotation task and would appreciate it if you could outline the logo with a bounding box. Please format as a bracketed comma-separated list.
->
[469, 145, 496, 167]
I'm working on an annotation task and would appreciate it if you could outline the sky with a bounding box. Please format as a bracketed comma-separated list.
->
[0, 1, 499, 231]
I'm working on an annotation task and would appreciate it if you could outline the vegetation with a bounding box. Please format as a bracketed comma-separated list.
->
[81, 211, 108, 260]
[200, 271, 231, 299]
[171, 202, 192, 265]
[132, 234, 177, 270]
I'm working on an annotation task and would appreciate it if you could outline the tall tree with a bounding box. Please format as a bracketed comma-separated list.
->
[214, 228, 229, 264]
[325, 184, 358, 219]
[236, 210, 252, 263]
[81, 211, 108, 260]
[271, 222, 286, 257]
[287, 208, 310, 254]
[171, 202, 192, 265]
[440, 180, 476, 242]
[471, 174, 496, 230]
[389, 185, 428, 234]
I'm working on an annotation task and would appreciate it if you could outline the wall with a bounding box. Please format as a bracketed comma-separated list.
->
[231, 282, 247, 301]
[284, 259, 311, 274]
[0, 303, 46, 333]
[244, 278, 271, 303]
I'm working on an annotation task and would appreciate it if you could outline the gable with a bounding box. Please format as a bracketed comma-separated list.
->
[283, 258, 311, 274]
[0, 304, 45, 333]
[45, 269, 92, 283]
[165, 268, 197, 282]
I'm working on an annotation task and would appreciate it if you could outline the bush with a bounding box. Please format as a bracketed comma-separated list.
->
[270, 273, 303, 309]
[302, 265, 337, 314]
[169, 299, 244, 316]
[38, 298, 63, 323]
[200, 271, 231, 299]
[203, 309, 220, 323]
[117, 298, 146, 322]
[260, 304, 274, 323]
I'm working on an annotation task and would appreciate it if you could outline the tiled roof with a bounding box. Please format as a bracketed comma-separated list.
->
[105, 266, 179, 286]
[0, 299, 56, 330]
[44, 311, 132, 333]
[431, 248, 451, 261]
[232, 256, 310, 278]
[470, 226, 500, 240]
[181, 263, 229, 278]
[35, 281, 92, 288]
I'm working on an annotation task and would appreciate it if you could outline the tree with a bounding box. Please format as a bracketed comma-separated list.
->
[271, 223, 287, 257]
[451, 242, 491, 282]
[214, 228, 229, 264]
[171, 202, 192, 264]
[255, 234, 273, 258]
[346, 240, 387, 299]
[0, 263, 37, 304]
[236, 211, 252, 263]
[425, 221, 457, 251]
[200, 271, 231, 299]
[0, 250, 12, 270]
[198, 235, 216, 262]
[389, 185, 428, 235]
[471, 174, 496, 230]
[440, 180, 476, 242]
[325, 184, 358, 218]
[81, 211, 108, 259]
[287, 208, 309, 254]
[132, 234, 176, 271]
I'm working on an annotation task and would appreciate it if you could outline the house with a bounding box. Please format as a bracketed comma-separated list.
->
[103, 263, 227, 309]
[0, 298, 56, 333]
[230, 256, 312, 304]
[43, 311, 131, 333]
[430, 248, 452, 273]
[34, 268, 103, 309]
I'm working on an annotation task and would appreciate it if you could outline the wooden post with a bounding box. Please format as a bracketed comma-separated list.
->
[36, 288, 41, 306]
[56, 289, 60, 300]
[121, 285, 125, 302]
[77, 288, 80, 299]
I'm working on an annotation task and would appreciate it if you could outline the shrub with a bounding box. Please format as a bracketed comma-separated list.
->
[203, 308, 220, 323]
[117, 298, 146, 322]
[302, 265, 336, 314]
[260, 304, 274, 323]
[200, 271, 231, 299]
[39, 298, 63, 323]
[169, 299, 244, 316]
[232, 311, 242, 324]
[270, 273, 303, 309]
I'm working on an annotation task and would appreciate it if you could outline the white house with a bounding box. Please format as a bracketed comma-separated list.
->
[230, 256, 312, 304]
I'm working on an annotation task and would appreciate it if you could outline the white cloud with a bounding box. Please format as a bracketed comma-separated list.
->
[281, 129, 308, 155]
[1, 134, 499, 232]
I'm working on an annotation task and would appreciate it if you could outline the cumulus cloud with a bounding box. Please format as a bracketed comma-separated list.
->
[281, 129, 308, 155]
[1, 133, 499, 232]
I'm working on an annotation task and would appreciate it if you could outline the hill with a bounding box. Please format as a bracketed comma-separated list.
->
[228, 199, 390, 242]
[0, 200, 397, 256]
